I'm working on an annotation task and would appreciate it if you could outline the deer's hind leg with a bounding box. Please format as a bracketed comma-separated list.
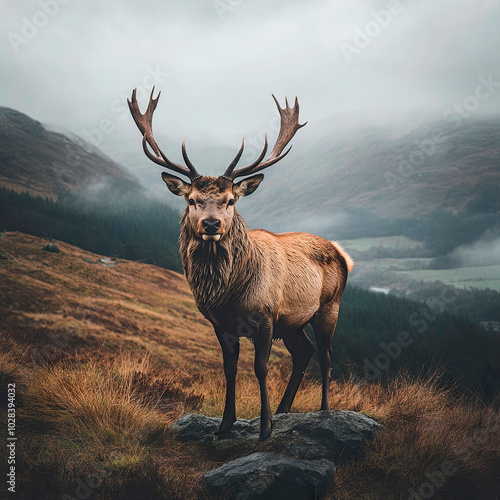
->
[276, 327, 315, 415]
[311, 303, 340, 411]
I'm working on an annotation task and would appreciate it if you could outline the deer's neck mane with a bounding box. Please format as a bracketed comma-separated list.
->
[179, 209, 259, 309]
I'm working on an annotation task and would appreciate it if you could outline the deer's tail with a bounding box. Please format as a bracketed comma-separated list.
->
[331, 241, 354, 273]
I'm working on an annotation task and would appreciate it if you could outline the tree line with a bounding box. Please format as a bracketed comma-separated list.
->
[325, 285, 499, 400]
[0, 180, 182, 271]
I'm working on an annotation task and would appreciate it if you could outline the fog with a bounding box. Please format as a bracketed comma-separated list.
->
[452, 235, 500, 267]
[1, 0, 499, 169]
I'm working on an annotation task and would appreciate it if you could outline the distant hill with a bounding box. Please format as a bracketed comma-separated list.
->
[241, 117, 500, 232]
[0, 108, 184, 269]
[0, 107, 136, 199]
[1, 107, 498, 256]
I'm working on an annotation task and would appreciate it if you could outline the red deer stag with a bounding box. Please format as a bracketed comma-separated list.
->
[128, 87, 353, 441]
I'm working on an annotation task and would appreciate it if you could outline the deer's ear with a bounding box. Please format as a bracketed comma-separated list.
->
[233, 174, 264, 197]
[162, 173, 191, 196]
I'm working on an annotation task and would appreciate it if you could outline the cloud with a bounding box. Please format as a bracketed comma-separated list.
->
[1, 0, 499, 166]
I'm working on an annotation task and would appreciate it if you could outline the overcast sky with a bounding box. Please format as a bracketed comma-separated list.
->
[1, 0, 500, 161]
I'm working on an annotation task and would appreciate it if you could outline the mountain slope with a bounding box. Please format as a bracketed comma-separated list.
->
[0, 231, 286, 372]
[109, 115, 500, 236]
[0, 107, 136, 199]
[239, 118, 500, 232]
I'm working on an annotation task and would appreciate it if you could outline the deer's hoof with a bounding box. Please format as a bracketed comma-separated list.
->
[215, 419, 234, 436]
[258, 420, 273, 441]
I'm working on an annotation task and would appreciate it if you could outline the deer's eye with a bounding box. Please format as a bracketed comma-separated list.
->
[228, 199, 235, 206]
[188, 199, 196, 206]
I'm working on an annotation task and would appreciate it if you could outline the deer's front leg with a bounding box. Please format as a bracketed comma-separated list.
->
[215, 329, 240, 435]
[253, 318, 273, 441]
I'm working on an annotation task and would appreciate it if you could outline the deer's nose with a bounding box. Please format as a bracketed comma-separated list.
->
[202, 219, 221, 235]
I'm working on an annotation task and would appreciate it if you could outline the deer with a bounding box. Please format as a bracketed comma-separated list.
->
[128, 87, 353, 441]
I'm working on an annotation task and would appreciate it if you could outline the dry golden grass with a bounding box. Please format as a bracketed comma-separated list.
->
[23, 353, 170, 450]
[2, 344, 500, 499]
[329, 375, 500, 500]
[1, 232, 499, 499]
[5, 350, 211, 499]
[197, 362, 322, 420]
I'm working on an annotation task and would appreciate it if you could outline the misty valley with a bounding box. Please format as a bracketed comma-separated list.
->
[1, 103, 499, 499]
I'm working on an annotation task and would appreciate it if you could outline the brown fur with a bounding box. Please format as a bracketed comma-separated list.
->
[174, 175, 353, 440]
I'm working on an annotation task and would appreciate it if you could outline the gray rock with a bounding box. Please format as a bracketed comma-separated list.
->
[173, 410, 380, 463]
[99, 257, 116, 267]
[42, 243, 60, 253]
[172, 413, 221, 441]
[173, 413, 259, 443]
[270, 410, 381, 461]
[203, 452, 335, 500]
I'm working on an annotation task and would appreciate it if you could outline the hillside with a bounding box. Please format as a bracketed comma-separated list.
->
[1, 232, 499, 499]
[0, 107, 136, 199]
[0, 231, 284, 372]
[0, 181, 183, 271]
[108, 115, 500, 239]
[2, 230, 497, 391]
[1, 106, 498, 247]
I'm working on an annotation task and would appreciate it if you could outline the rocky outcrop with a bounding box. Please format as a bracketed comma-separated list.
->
[42, 243, 60, 253]
[173, 410, 380, 462]
[173, 410, 381, 499]
[203, 452, 335, 500]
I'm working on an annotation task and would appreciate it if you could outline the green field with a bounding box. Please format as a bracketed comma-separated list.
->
[342, 235, 421, 251]
[367, 257, 432, 271]
[397, 264, 500, 291]
[344, 235, 500, 291]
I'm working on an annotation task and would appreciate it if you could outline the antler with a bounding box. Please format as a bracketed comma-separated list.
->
[127, 87, 201, 180]
[223, 95, 307, 180]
